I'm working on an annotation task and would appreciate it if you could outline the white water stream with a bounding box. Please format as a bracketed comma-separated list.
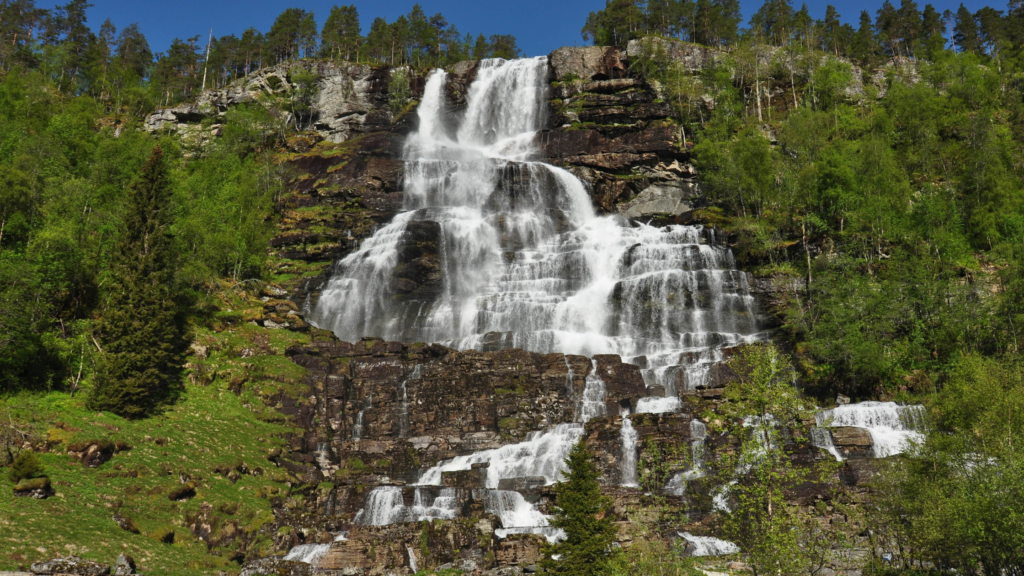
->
[310, 56, 761, 395]
[816, 401, 925, 458]
[317, 56, 762, 550]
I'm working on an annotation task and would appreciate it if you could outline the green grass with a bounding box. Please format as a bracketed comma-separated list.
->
[0, 289, 317, 575]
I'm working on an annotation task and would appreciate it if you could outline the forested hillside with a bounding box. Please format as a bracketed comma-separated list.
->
[0, 0, 1022, 574]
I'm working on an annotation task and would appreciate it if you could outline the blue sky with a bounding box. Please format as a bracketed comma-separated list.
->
[48, 0, 1001, 57]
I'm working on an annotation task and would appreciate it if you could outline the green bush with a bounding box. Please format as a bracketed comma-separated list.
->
[7, 450, 44, 483]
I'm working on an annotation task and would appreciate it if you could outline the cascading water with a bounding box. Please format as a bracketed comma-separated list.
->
[577, 360, 607, 423]
[816, 401, 925, 458]
[309, 56, 762, 395]
[283, 543, 331, 566]
[397, 364, 422, 438]
[415, 423, 583, 488]
[678, 532, 740, 557]
[323, 56, 762, 549]
[620, 414, 639, 487]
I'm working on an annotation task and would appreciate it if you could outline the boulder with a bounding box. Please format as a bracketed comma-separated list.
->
[112, 513, 141, 534]
[67, 440, 115, 468]
[30, 556, 110, 576]
[617, 181, 699, 219]
[13, 477, 52, 499]
[112, 554, 135, 576]
[830, 427, 873, 447]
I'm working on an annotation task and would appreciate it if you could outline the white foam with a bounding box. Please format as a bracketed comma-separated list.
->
[636, 396, 681, 414]
[678, 532, 739, 556]
[816, 401, 925, 458]
[620, 415, 639, 487]
[283, 543, 331, 566]
[416, 423, 583, 488]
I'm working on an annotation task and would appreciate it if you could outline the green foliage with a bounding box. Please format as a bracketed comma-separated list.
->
[388, 68, 413, 116]
[869, 354, 1024, 573]
[87, 148, 187, 418]
[542, 439, 618, 576]
[715, 344, 841, 576]
[8, 450, 45, 483]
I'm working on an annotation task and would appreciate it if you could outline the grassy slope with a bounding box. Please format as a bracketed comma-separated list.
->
[0, 288, 314, 575]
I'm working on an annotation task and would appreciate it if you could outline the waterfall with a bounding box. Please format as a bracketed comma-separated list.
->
[810, 427, 844, 461]
[816, 401, 924, 458]
[689, 419, 707, 477]
[352, 395, 372, 440]
[666, 419, 707, 495]
[397, 364, 422, 438]
[353, 486, 461, 526]
[577, 360, 607, 423]
[620, 414, 639, 487]
[407, 547, 418, 572]
[416, 423, 583, 488]
[678, 532, 740, 557]
[485, 490, 565, 544]
[308, 56, 761, 393]
[283, 543, 331, 566]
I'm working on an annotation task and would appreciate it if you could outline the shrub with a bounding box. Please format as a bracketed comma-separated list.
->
[8, 450, 44, 483]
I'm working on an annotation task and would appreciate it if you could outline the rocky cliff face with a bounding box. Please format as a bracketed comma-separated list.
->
[138, 46, 888, 575]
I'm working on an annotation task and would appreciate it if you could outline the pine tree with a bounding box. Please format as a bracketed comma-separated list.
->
[541, 439, 618, 576]
[953, 3, 980, 53]
[87, 147, 185, 419]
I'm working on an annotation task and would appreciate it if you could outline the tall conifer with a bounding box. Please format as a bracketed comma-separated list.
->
[88, 147, 185, 419]
[542, 439, 617, 576]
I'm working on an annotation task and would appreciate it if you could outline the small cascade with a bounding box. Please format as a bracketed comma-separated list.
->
[314, 442, 331, 474]
[678, 532, 740, 557]
[564, 356, 575, 398]
[620, 413, 639, 487]
[352, 395, 372, 440]
[353, 486, 461, 526]
[816, 401, 925, 458]
[417, 423, 583, 488]
[577, 360, 607, 423]
[689, 419, 707, 477]
[810, 427, 844, 461]
[397, 364, 422, 438]
[664, 473, 685, 496]
[283, 543, 331, 566]
[484, 490, 564, 544]
[666, 419, 707, 495]
[407, 546, 418, 572]
[635, 396, 681, 414]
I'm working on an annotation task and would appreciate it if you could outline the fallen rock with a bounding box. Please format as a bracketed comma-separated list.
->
[13, 477, 53, 499]
[617, 181, 699, 219]
[112, 513, 141, 534]
[30, 556, 110, 576]
[112, 554, 135, 576]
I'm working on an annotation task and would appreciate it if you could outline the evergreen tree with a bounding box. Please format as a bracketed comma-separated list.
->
[87, 147, 185, 419]
[321, 5, 362, 61]
[541, 439, 618, 576]
[851, 10, 880, 62]
[953, 3, 980, 53]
